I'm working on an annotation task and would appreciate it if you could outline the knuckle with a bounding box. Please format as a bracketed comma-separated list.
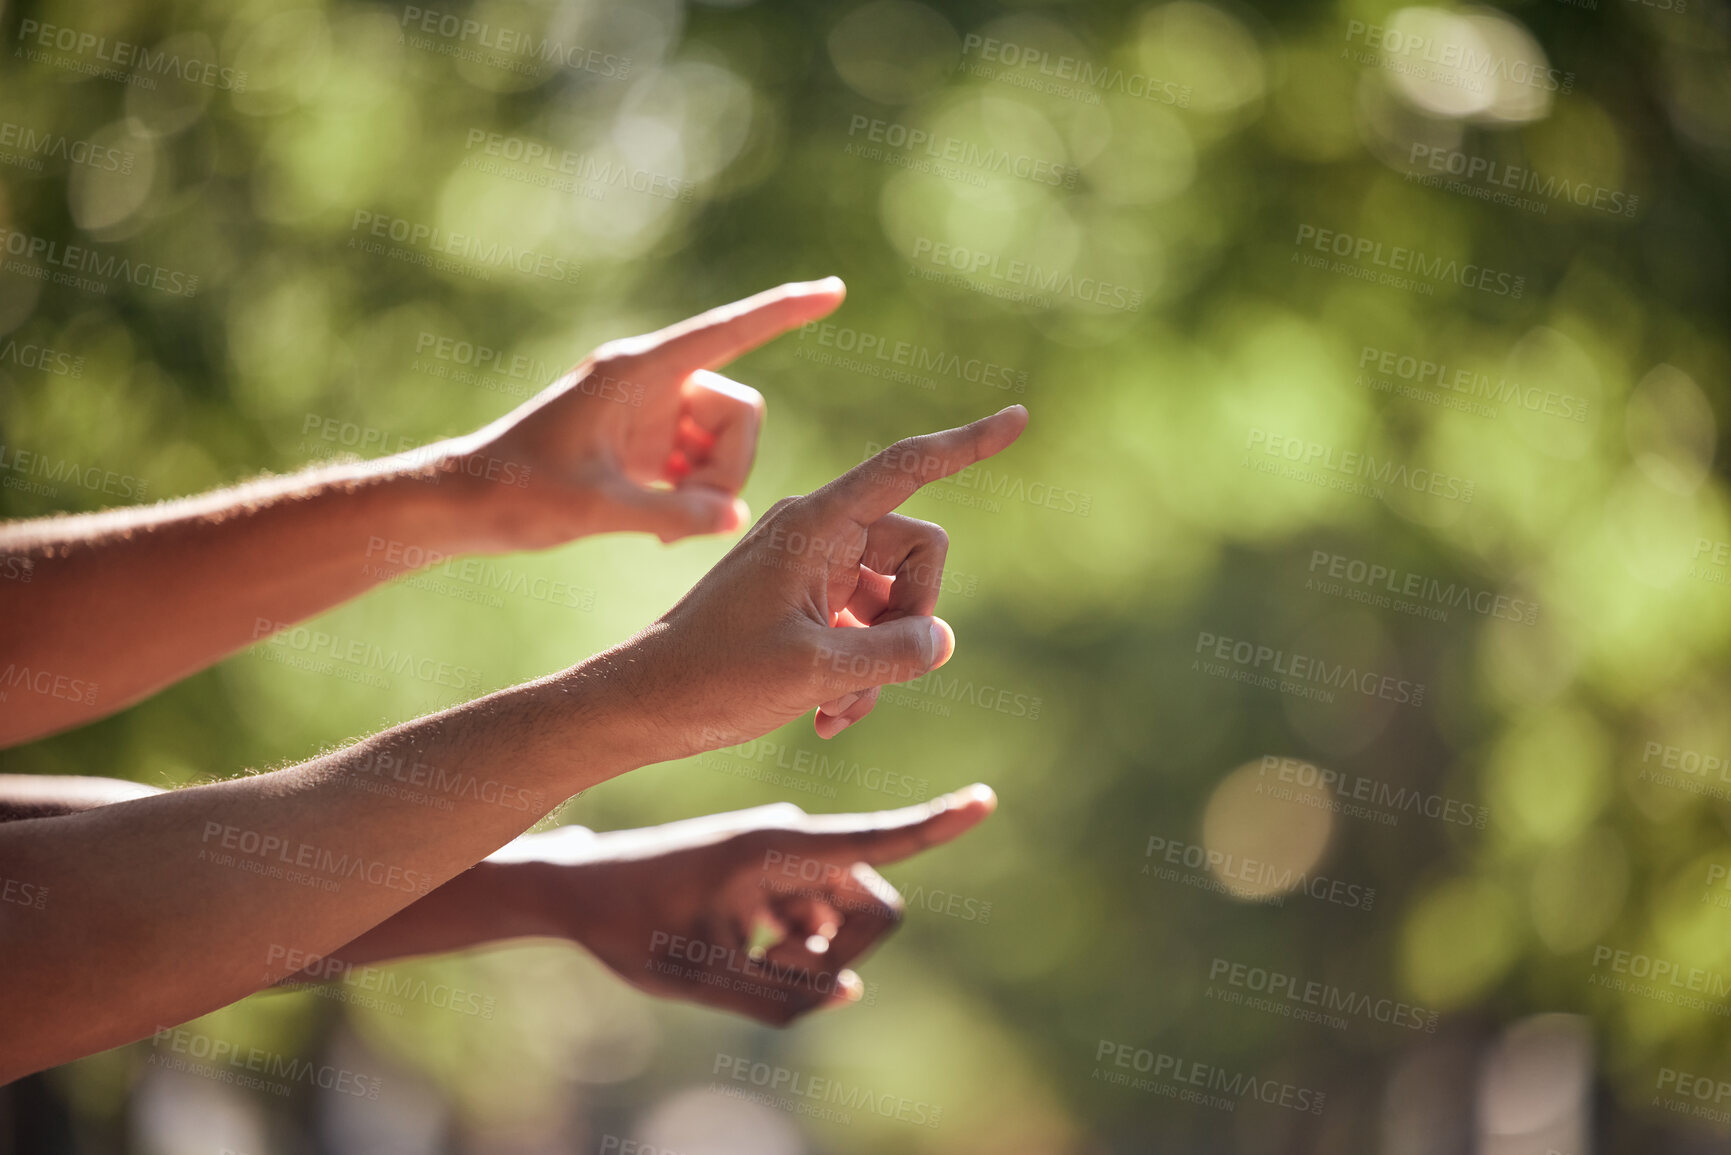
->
[881, 435, 923, 468]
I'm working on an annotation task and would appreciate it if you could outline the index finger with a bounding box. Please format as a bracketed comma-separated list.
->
[814, 406, 1029, 525]
[624, 278, 848, 374]
[794, 783, 998, 866]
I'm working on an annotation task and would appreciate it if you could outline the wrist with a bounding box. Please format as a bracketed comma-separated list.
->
[416, 434, 606, 555]
[391, 436, 535, 556]
[484, 829, 616, 944]
[555, 632, 678, 775]
[320, 445, 491, 560]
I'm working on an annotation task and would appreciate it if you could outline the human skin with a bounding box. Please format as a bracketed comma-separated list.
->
[0, 279, 847, 747]
[0, 775, 997, 1027]
[0, 282, 1024, 1087]
[0, 407, 1023, 1079]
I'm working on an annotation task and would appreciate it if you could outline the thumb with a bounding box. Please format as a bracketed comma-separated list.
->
[820, 616, 955, 694]
[608, 481, 749, 543]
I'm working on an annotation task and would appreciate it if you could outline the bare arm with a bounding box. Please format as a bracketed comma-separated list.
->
[0, 406, 1026, 1081]
[0, 459, 478, 747]
[0, 661, 636, 1083]
[0, 775, 594, 980]
[0, 774, 163, 822]
[0, 280, 847, 747]
[0, 774, 997, 1029]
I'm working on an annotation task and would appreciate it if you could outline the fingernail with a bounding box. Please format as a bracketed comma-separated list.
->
[839, 970, 864, 1001]
[805, 934, 831, 955]
[995, 403, 1027, 418]
[962, 782, 998, 809]
[928, 618, 953, 669]
[820, 692, 861, 718]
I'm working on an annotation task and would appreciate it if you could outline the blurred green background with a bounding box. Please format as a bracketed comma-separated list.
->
[2, 0, 1730, 1149]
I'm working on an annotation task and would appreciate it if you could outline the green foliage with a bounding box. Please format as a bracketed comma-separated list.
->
[5, 0, 1731, 1148]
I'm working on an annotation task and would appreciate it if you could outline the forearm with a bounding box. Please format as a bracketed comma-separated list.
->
[0, 776, 598, 983]
[293, 854, 575, 973]
[0, 654, 642, 1082]
[0, 774, 164, 821]
[0, 447, 490, 746]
